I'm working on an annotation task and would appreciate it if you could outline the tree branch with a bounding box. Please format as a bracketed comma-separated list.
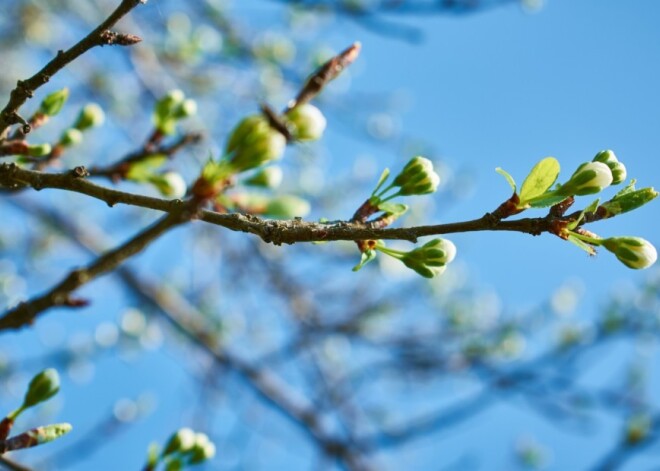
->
[0, 0, 145, 138]
[0, 163, 556, 246]
[0, 205, 193, 331]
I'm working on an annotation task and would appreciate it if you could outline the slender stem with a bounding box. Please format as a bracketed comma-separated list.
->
[0, 0, 145, 137]
[570, 231, 603, 246]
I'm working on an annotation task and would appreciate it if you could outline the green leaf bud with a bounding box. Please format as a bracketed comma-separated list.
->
[286, 104, 327, 142]
[59, 128, 83, 147]
[592, 150, 626, 184]
[22, 368, 60, 409]
[225, 115, 286, 172]
[27, 423, 72, 446]
[39, 88, 69, 117]
[625, 415, 651, 445]
[155, 90, 185, 118]
[600, 187, 658, 218]
[73, 103, 105, 131]
[602, 237, 657, 269]
[400, 238, 456, 278]
[165, 458, 183, 471]
[391, 156, 440, 196]
[149, 172, 187, 199]
[265, 195, 311, 219]
[26, 143, 52, 157]
[173, 99, 197, 119]
[558, 161, 613, 196]
[163, 427, 196, 456]
[244, 166, 283, 188]
[188, 433, 216, 464]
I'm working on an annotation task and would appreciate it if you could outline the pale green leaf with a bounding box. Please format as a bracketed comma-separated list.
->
[371, 168, 390, 196]
[519, 157, 560, 204]
[567, 234, 597, 256]
[527, 194, 568, 208]
[352, 250, 376, 272]
[377, 202, 408, 216]
[495, 167, 517, 193]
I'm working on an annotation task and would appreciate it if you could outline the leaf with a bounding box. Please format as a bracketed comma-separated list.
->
[377, 202, 408, 216]
[125, 154, 168, 182]
[495, 167, 517, 193]
[527, 194, 569, 208]
[519, 157, 560, 204]
[613, 179, 637, 199]
[568, 198, 600, 230]
[567, 234, 597, 256]
[352, 249, 376, 272]
[583, 198, 601, 214]
[371, 168, 390, 196]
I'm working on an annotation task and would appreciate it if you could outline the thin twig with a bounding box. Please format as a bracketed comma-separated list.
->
[0, 0, 145, 138]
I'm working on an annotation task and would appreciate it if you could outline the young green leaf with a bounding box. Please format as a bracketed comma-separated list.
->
[495, 167, 517, 193]
[377, 202, 408, 217]
[519, 157, 560, 204]
[372, 168, 391, 197]
[352, 250, 376, 272]
[527, 194, 568, 208]
[567, 234, 597, 256]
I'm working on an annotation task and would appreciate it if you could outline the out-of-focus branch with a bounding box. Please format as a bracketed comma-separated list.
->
[0, 205, 195, 331]
[10, 200, 373, 470]
[0, 456, 32, 471]
[0, 0, 145, 138]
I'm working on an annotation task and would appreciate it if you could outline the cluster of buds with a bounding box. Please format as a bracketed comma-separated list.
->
[0, 369, 71, 453]
[144, 428, 216, 470]
[376, 238, 457, 278]
[352, 156, 446, 277]
[376, 156, 441, 201]
[225, 114, 286, 172]
[59, 103, 105, 149]
[152, 90, 197, 136]
[593, 150, 626, 185]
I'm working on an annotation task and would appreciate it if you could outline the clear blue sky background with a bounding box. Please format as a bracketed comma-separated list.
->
[2, 1, 660, 470]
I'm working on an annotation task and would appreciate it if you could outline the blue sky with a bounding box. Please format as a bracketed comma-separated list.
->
[2, 1, 660, 470]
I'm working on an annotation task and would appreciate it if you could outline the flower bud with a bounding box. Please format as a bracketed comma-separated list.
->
[286, 104, 326, 142]
[22, 369, 60, 409]
[558, 161, 613, 196]
[149, 172, 187, 199]
[163, 428, 196, 456]
[188, 433, 216, 464]
[39, 88, 69, 117]
[244, 166, 283, 188]
[592, 150, 626, 184]
[165, 458, 183, 471]
[27, 423, 72, 446]
[173, 99, 197, 119]
[400, 238, 456, 278]
[153, 90, 186, 135]
[391, 156, 440, 196]
[600, 187, 658, 218]
[602, 237, 657, 269]
[59, 128, 83, 147]
[625, 415, 651, 445]
[73, 103, 105, 131]
[225, 115, 286, 172]
[265, 195, 310, 219]
[26, 143, 52, 157]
